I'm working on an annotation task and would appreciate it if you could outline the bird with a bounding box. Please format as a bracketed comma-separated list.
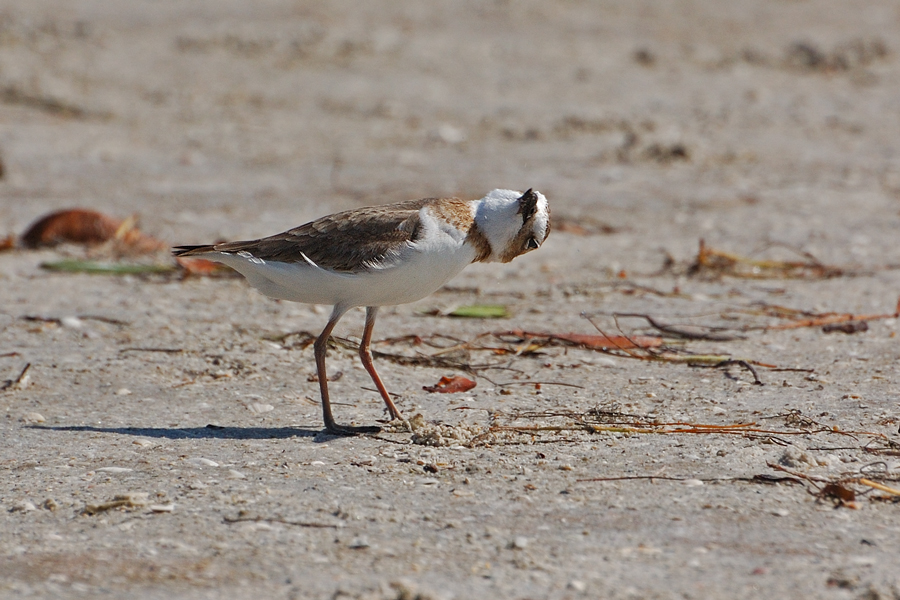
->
[173, 188, 550, 435]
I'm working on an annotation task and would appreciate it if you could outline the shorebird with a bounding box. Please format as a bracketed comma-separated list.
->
[173, 188, 550, 435]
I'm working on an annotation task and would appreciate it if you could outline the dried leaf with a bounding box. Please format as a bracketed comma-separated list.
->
[175, 256, 234, 277]
[20, 208, 168, 254]
[423, 375, 477, 393]
[501, 329, 663, 350]
[688, 239, 845, 280]
[21, 209, 122, 248]
[821, 482, 858, 508]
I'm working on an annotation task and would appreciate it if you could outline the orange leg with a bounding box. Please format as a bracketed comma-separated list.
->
[314, 306, 380, 435]
[359, 306, 404, 421]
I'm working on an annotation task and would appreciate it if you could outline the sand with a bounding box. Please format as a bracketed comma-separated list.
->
[1, 1, 900, 598]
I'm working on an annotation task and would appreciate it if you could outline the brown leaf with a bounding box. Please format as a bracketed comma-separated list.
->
[175, 256, 233, 277]
[423, 375, 476, 393]
[19, 209, 168, 254]
[20, 209, 122, 248]
[503, 329, 663, 350]
[821, 482, 858, 508]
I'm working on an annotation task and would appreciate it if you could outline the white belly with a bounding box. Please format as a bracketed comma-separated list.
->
[206, 236, 476, 309]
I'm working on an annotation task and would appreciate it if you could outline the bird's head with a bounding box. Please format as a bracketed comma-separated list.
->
[474, 188, 550, 263]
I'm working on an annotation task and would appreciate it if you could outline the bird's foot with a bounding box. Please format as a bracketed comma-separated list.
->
[323, 423, 382, 436]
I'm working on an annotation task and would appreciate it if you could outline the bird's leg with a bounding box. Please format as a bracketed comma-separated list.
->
[360, 306, 404, 421]
[314, 306, 380, 435]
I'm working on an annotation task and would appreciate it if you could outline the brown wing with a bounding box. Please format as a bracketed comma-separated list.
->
[175, 198, 433, 272]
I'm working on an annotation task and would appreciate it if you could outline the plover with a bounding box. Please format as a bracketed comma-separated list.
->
[173, 188, 550, 435]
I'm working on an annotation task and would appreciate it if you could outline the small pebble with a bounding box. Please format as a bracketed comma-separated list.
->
[567, 580, 587, 592]
[682, 479, 705, 487]
[133, 439, 155, 448]
[228, 470, 246, 479]
[97, 467, 133, 473]
[348, 537, 370, 549]
[149, 503, 175, 513]
[115, 388, 132, 396]
[60, 316, 84, 329]
[772, 508, 790, 517]
[248, 403, 274, 414]
[432, 124, 466, 144]
[21, 413, 45, 424]
[510, 536, 529, 550]
[10, 501, 37, 512]
[191, 458, 219, 467]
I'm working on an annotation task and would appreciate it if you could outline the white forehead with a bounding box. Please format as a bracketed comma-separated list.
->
[484, 189, 524, 203]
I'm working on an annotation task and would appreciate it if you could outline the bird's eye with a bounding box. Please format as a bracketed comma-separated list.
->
[525, 237, 540, 251]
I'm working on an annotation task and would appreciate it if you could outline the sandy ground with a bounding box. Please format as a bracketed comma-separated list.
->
[2, 1, 900, 598]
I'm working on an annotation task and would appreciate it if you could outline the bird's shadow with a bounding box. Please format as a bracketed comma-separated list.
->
[30, 424, 333, 441]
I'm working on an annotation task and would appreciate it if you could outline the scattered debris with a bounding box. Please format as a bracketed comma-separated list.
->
[1, 363, 31, 392]
[306, 370, 343, 383]
[423, 375, 476, 393]
[486, 407, 890, 452]
[383, 413, 486, 446]
[0, 85, 105, 119]
[766, 462, 900, 508]
[175, 255, 233, 276]
[496, 329, 663, 351]
[785, 38, 888, 73]
[822, 321, 869, 334]
[82, 493, 151, 515]
[857, 478, 900, 497]
[688, 239, 846, 280]
[223, 510, 341, 528]
[21, 209, 167, 254]
[612, 313, 743, 341]
[750, 298, 899, 332]
[581, 315, 768, 385]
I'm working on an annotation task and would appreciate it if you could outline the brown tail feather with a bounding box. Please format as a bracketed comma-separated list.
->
[172, 244, 217, 257]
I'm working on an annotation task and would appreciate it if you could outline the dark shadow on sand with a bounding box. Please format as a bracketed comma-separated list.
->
[30, 424, 329, 440]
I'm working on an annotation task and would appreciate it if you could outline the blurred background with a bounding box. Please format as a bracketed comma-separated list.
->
[0, 0, 898, 268]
